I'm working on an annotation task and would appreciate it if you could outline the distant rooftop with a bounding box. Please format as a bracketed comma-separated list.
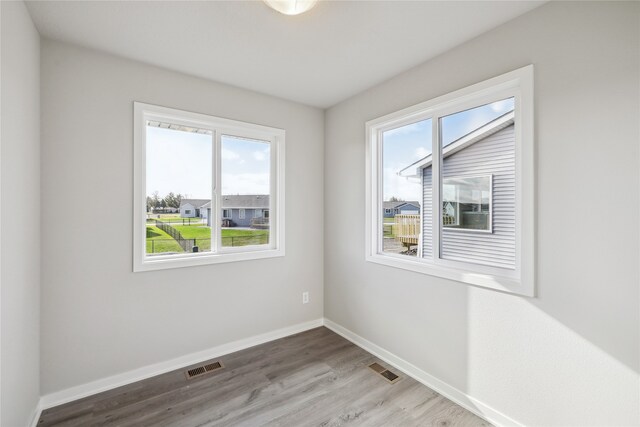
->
[184, 195, 270, 210]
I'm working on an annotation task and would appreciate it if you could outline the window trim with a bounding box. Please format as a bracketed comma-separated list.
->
[365, 65, 534, 296]
[239, 208, 245, 219]
[133, 102, 285, 272]
[222, 209, 231, 219]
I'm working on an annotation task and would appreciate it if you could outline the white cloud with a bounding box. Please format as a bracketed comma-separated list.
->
[253, 151, 267, 161]
[384, 121, 427, 138]
[221, 148, 240, 161]
[415, 146, 431, 159]
[490, 98, 513, 113]
[383, 167, 422, 202]
[222, 173, 270, 195]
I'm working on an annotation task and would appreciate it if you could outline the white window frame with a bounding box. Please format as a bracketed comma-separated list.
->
[222, 209, 231, 219]
[365, 66, 534, 296]
[254, 209, 262, 218]
[239, 209, 245, 219]
[133, 102, 285, 272]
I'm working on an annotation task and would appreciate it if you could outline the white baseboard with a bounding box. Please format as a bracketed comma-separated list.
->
[37, 318, 324, 414]
[28, 401, 44, 427]
[34, 317, 518, 427]
[323, 318, 522, 427]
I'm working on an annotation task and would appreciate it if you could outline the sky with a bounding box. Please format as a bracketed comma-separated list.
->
[146, 97, 512, 202]
[382, 97, 514, 202]
[146, 127, 270, 199]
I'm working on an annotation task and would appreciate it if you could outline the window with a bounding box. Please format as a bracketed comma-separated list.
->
[442, 175, 492, 232]
[134, 103, 285, 271]
[254, 209, 262, 218]
[264, 210, 270, 219]
[366, 66, 534, 296]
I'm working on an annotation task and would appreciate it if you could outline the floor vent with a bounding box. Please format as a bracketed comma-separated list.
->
[368, 362, 399, 383]
[186, 361, 224, 380]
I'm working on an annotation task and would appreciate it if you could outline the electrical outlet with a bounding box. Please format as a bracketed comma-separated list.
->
[302, 292, 309, 304]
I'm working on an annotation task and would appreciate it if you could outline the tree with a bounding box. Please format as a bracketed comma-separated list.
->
[151, 191, 161, 209]
[388, 196, 404, 202]
[164, 192, 177, 209]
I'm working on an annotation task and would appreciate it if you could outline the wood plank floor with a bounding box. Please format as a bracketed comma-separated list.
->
[38, 327, 490, 427]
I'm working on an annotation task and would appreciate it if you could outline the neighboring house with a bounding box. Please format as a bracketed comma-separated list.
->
[383, 201, 420, 218]
[220, 195, 269, 228]
[185, 195, 270, 228]
[179, 199, 211, 218]
[398, 110, 515, 269]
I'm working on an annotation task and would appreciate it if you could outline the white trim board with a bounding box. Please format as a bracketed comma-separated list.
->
[34, 318, 520, 427]
[323, 318, 523, 427]
[36, 318, 324, 414]
[28, 401, 44, 427]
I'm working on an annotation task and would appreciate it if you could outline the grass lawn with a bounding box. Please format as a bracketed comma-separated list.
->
[221, 228, 269, 247]
[146, 225, 269, 253]
[173, 225, 212, 251]
[146, 226, 182, 253]
[147, 213, 180, 219]
[147, 216, 205, 225]
[173, 226, 269, 249]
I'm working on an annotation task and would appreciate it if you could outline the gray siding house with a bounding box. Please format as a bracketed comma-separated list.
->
[192, 195, 270, 228]
[212, 195, 270, 228]
[179, 199, 210, 218]
[399, 111, 515, 270]
[383, 201, 420, 218]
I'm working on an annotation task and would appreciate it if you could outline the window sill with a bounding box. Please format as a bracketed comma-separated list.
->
[366, 252, 534, 297]
[134, 247, 284, 272]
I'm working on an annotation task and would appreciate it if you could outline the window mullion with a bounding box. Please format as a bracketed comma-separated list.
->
[214, 129, 222, 253]
[376, 129, 384, 254]
[432, 115, 441, 263]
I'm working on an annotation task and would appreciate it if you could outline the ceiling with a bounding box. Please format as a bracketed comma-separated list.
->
[26, 1, 544, 108]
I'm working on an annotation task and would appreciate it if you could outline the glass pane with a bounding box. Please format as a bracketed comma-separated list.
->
[381, 119, 431, 257]
[438, 98, 516, 269]
[220, 135, 270, 247]
[145, 121, 212, 256]
[442, 176, 491, 231]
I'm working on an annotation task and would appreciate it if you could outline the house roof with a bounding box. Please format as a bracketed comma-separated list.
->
[383, 201, 420, 210]
[222, 195, 269, 209]
[398, 110, 515, 178]
[179, 199, 211, 209]
[197, 195, 271, 210]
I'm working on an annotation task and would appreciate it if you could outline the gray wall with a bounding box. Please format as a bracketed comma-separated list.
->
[1, 1, 41, 425]
[40, 40, 324, 395]
[325, 2, 639, 425]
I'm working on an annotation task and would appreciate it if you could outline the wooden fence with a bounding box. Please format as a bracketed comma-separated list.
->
[394, 214, 420, 247]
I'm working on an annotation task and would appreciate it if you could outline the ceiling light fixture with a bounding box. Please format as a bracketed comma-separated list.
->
[263, 0, 318, 16]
